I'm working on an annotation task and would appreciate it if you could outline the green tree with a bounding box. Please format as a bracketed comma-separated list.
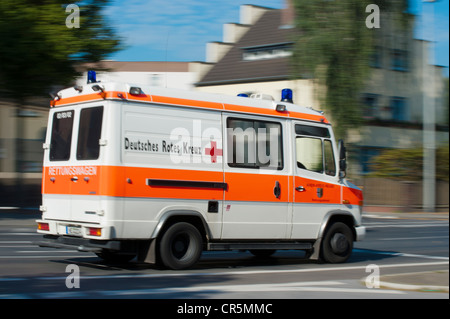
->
[369, 146, 449, 182]
[0, 0, 122, 197]
[291, 0, 410, 139]
[0, 0, 122, 100]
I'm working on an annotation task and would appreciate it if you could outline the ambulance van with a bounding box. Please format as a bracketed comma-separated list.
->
[37, 72, 365, 269]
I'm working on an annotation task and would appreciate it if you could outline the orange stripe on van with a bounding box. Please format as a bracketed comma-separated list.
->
[224, 172, 289, 202]
[293, 176, 341, 204]
[342, 185, 363, 205]
[51, 91, 329, 124]
[42, 166, 225, 200]
[152, 95, 224, 110]
[52, 93, 105, 107]
[42, 165, 355, 205]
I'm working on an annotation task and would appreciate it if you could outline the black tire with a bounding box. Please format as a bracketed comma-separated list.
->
[159, 222, 203, 270]
[249, 249, 276, 258]
[96, 250, 136, 263]
[321, 222, 353, 263]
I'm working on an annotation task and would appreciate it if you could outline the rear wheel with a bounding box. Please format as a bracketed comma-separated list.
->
[321, 222, 353, 263]
[159, 222, 203, 270]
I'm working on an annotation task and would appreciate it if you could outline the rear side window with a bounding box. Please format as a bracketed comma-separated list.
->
[50, 110, 74, 161]
[227, 118, 283, 170]
[77, 106, 103, 160]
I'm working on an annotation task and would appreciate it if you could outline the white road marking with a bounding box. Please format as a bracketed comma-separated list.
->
[31, 260, 449, 282]
[364, 223, 448, 229]
[353, 249, 449, 261]
[98, 280, 405, 297]
[375, 236, 448, 241]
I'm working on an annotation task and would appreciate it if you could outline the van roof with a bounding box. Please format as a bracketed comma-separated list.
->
[51, 82, 329, 124]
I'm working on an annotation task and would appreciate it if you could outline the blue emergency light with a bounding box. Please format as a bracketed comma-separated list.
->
[237, 93, 249, 97]
[87, 70, 97, 84]
[281, 88, 293, 103]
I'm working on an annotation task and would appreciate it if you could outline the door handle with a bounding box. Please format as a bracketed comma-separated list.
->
[295, 186, 305, 192]
[273, 181, 281, 199]
[71, 176, 78, 182]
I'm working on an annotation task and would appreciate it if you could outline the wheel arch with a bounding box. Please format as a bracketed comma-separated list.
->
[318, 210, 357, 241]
[151, 210, 210, 243]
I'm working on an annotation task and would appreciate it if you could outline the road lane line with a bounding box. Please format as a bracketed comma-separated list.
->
[30, 260, 449, 282]
[375, 236, 448, 241]
[98, 280, 405, 297]
[353, 249, 449, 260]
[0, 241, 33, 244]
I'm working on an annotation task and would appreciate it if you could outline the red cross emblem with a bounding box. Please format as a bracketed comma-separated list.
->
[204, 141, 223, 163]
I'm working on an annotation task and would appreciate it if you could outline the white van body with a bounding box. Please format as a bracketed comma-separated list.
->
[37, 80, 365, 269]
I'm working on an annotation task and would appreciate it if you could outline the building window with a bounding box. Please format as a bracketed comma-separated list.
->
[390, 97, 407, 122]
[242, 43, 293, 61]
[391, 49, 408, 71]
[360, 147, 382, 175]
[362, 93, 379, 120]
[370, 46, 382, 68]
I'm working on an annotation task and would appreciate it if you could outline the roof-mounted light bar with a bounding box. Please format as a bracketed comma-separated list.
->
[87, 70, 97, 84]
[281, 88, 293, 103]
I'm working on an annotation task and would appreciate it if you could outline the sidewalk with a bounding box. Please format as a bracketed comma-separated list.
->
[379, 270, 449, 293]
[363, 209, 449, 293]
[363, 209, 449, 220]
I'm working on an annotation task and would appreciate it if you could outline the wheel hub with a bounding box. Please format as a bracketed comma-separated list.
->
[330, 233, 349, 254]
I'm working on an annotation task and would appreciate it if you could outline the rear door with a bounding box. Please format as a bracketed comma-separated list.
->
[70, 105, 104, 223]
[43, 105, 105, 224]
[43, 109, 76, 221]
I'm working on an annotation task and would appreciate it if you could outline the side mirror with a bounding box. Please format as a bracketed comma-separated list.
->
[338, 139, 347, 179]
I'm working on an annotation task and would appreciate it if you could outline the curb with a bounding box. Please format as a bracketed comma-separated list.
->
[378, 281, 449, 293]
[371, 271, 449, 293]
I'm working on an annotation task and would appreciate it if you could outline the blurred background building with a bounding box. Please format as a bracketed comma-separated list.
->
[0, 2, 448, 210]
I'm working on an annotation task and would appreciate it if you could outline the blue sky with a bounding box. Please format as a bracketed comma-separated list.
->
[104, 0, 449, 75]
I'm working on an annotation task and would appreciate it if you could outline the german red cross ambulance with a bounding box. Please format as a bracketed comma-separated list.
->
[37, 71, 365, 269]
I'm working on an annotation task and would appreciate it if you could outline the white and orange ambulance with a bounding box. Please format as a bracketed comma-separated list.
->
[37, 72, 365, 269]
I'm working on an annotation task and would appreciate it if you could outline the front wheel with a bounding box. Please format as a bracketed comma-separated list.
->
[159, 222, 203, 270]
[320, 222, 353, 263]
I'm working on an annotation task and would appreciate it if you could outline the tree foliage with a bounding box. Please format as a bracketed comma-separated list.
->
[369, 145, 449, 182]
[0, 0, 122, 102]
[291, 0, 410, 139]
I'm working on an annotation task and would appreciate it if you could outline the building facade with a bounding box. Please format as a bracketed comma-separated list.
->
[194, 3, 448, 178]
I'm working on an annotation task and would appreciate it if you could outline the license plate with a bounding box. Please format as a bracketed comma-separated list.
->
[66, 226, 82, 236]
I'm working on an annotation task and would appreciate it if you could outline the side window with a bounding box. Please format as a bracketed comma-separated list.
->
[324, 140, 336, 176]
[296, 137, 323, 173]
[50, 110, 74, 161]
[227, 118, 283, 170]
[76, 106, 103, 160]
[295, 124, 336, 177]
